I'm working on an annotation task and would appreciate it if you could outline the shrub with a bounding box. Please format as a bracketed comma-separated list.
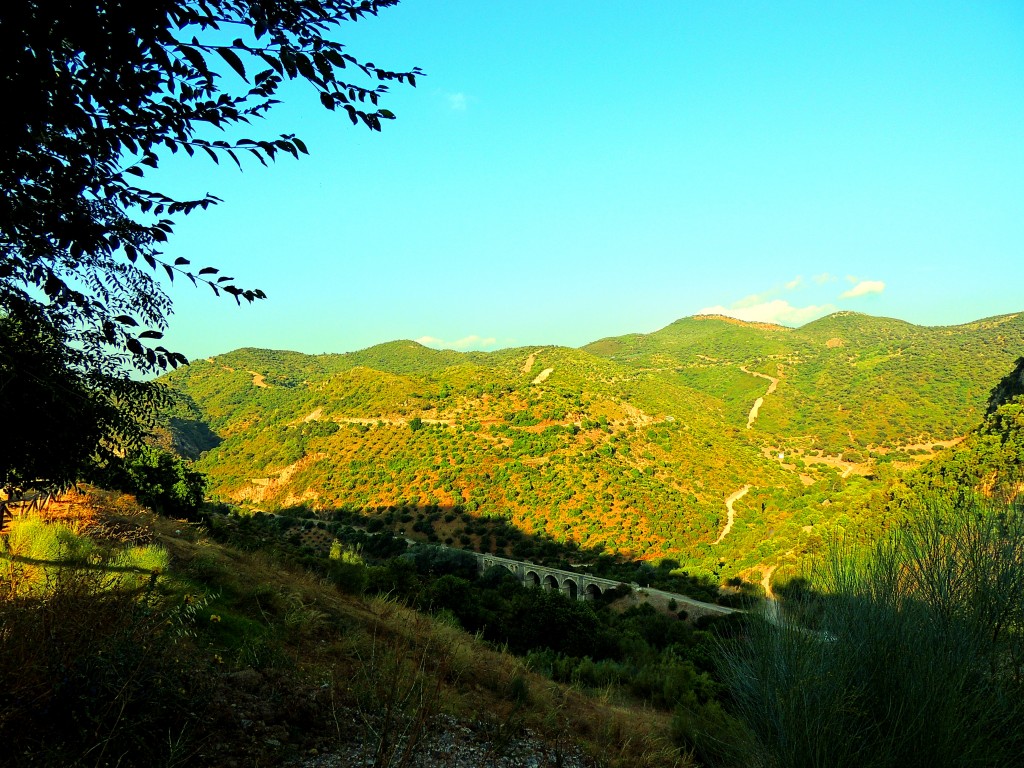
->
[720, 495, 1024, 768]
[0, 557, 210, 766]
[103, 446, 206, 518]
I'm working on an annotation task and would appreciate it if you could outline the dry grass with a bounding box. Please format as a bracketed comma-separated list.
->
[1, 494, 691, 767]
[153, 502, 690, 766]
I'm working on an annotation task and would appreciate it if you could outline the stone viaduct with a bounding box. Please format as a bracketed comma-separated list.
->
[468, 552, 736, 618]
[470, 552, 628, 601]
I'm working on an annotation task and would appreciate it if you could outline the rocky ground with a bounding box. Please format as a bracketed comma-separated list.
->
[290, 712, 598, 768]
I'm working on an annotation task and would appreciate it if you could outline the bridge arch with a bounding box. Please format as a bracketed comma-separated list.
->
[562, 578, 578, 600]
[467, 549, 736, 611]
[482, 562, 516, 585]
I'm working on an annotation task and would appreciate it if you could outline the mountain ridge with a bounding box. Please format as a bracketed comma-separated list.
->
[161, 309, 1024, 583]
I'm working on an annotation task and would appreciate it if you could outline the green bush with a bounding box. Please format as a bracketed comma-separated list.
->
[104, 446, 206, 518]
[720, 495, 1024, 768]
[670, 699, 748, 767]
[0, 561, 211, 766]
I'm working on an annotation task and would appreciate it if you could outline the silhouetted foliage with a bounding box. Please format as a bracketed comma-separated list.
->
[0, 307, 158, 493]
[102, 446, 207, 519]
[987, 356, 1024, 414]
[1, 0, 419, 488]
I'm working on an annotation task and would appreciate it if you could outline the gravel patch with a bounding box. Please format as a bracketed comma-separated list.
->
[289, 713, 597, 768]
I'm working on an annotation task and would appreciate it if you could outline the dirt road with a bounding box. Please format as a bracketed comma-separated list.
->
[741, 366, 779, 429]
[714, 485, 751, 544]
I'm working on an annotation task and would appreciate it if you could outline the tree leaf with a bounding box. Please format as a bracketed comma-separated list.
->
[177, 44, 208, 75]
[218, 46, 247, 81]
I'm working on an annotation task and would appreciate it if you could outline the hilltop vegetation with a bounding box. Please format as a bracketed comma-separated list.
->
[161, 311, 1024, 582]
[587, 311, 1024, 451]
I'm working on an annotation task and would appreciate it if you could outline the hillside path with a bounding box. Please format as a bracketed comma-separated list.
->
[740, 366, 779, 429]
[714, 485, 751, 544]
[204, 358, 268, 388]
[532, 367, 554, 384]
[638, 585, 736, 616]
[761, 564, 777, 600]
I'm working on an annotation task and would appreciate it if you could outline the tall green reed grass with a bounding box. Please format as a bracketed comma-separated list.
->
[719, 495, 1024, 768]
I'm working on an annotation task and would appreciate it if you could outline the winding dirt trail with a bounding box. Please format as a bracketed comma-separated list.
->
[761, 564, 777, 600]
[203, 358, 269, 388]
[532, 367, 554, 384]
[714, 485, 751, 544]
[740, 366, 779, 429]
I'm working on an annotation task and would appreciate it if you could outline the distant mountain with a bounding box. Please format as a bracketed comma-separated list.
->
[161, 311, 1024, 581]
[587, 311, 1024, 452]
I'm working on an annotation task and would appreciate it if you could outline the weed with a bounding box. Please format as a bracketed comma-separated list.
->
[720, 496, 1024, 768]
[349, 600, 460, 768]
[0, 566, 211, 767]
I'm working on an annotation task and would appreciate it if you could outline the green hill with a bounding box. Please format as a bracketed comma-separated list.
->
[892, 356, 1024, 508]
[161, 311, 1024, 582]
[588, 311, 1024, 451]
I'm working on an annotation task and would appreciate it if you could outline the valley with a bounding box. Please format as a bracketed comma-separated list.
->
[162, 310, 1024, 586]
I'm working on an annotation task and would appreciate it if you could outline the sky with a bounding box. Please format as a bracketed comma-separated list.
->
[152, 1, 1024, 358]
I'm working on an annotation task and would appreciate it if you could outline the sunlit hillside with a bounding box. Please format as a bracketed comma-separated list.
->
[162, 311, 1024, 581]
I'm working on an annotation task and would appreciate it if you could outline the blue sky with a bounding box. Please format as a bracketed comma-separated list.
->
[154, 1, 1024, 358]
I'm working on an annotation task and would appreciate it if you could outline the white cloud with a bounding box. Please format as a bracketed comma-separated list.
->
[813, 272, 836, 285]
[452, 334, 496, 349]
[446, 92, 467, 111]
[733, 290, 775, 309]
[697, 299, 836, 327]
[732, 275, 805, 309]
[416, 334, 497, 350]
[840, 280, 886, 299]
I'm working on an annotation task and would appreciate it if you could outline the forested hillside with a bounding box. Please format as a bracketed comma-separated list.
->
[162, 311, 1024, 582]
[587, 311, 1024, 452]
[888, 355, 1024, 510]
